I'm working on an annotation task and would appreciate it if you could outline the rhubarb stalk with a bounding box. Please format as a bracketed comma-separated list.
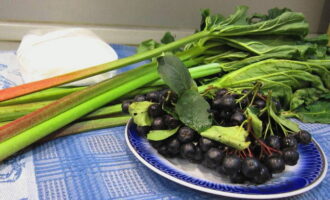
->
[0, 31, 209, 101]
[0, 61, 156, 142]
[0, 69, 158, 161]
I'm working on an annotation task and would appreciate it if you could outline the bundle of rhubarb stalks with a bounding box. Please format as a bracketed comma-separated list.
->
[0, 6, 329, 162]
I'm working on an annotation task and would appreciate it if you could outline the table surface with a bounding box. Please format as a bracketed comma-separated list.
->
[0, 44, 329, 200]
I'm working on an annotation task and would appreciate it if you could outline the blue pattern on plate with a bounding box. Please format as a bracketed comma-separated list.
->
[127, 121, 326, 197]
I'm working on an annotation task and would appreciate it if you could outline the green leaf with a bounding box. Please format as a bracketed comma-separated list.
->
[157, 54, 197, 95]
[246, 107, 263, 138]
[147, 127, 180, 141]
[219, 35, 319, 59]
[321, 93, 330, 99]
[128, 101, 154, 126]
[137, 39, 161, 54]
[290, 88, 324, 110]
[201, 126, 250, 150]
[269, 104, 300, 132]
[248, 8, 292, 23]
[294, 100, 330, 123]
[205, 6, 308, 37]
[161, 32, 175, 44]
[206, 59, 329, 107]
[175, 89, 212, 132]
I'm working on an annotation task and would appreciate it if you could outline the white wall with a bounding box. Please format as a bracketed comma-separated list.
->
[0, 0, 328, 46]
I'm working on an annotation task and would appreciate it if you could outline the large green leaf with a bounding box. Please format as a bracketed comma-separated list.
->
[205, 59, 329, 108]
[294, 100, 330, 123]
[175, 89, 212, 132]
[157, 55, 197, 96]
[201, 126, 250, 150]
[219, 36, 318, 59]
[207, 6, 308, 37]
[290, 88, 324, 110]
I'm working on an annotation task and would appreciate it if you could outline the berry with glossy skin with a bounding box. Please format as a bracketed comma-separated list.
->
[222, 155, 242, 175]
[177, 127, 196, 143]
[149, 140, 163, 150]
[147, 104, 164, 117]
[282, 148, 299, 165]
[241, 157, 261, 178]
[218, 110, 232, 120]
[240, 98, 249, 108]
[160, 90, 178, 105]
[230, 172, 246, 184]
[203, 147, 224, 169]
[254, 99, 266, 109]
[198, 137, 217, 152]
[146, 91, 160, 102]
[216, 165, 228, 175]
[164, 115, 181, 129]
[136, 126, 150, 136]
[152, 117, 165, 130]
[252, 164, 272, 184]
[121, 100, 133, 113]
[273, 100, 282, 112]
[265, 156, 285, 173]
[180, 143, 196, 159]
[295, 130, 312, 145]
[213, 95, 236, 110]
[230, 111, 245, 126]
[282, 136, 298, 149]
[157, 145, 168, 156]
[134, 94, 146, 102]
[192, 146, 204, 163]
[167, 138, 181, 156]
[266, 135, 281, 150]
[215, 88, 228, 98]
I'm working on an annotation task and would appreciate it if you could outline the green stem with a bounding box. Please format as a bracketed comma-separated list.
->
[0, 101, 53, 122]
[0, 62, 222, 122]
[0, 101, 123, 123]
[0, 67, 159, 161]
[0, 61, 156, 142]
[149, 63, 221, 86]
[0, 31, 210, 101]
[83, 104, 122, 120]
[42, 115, 130, 142]
[0, 87, 85, 106]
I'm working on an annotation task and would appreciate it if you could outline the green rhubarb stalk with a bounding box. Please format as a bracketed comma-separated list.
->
[0, 63, 220, 107]
[0, 69, 159, 161]
[1, 115, 130, 140]
[0, 101, 123, 122]
[0, 61, 156, 142]
[149, 63, 221, 86]
[0, 31, 209, 101]
[0, 101, 53, 122]
[0, 121, 8, 127]
[42, 115, 130, 141]
[83, 104, 122, 119]
[0, 87, 85, 106]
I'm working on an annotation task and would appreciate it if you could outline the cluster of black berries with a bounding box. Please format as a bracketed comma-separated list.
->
[122, 88, 312, 184]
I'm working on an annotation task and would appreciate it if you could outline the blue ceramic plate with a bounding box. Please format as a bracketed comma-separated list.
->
[125, 120, 327, 199]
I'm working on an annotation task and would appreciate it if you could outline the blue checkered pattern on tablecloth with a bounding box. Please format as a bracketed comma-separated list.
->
[0, 44, 329, 200]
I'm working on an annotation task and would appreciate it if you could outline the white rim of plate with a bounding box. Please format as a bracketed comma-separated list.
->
[125, 120, 328, 199]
